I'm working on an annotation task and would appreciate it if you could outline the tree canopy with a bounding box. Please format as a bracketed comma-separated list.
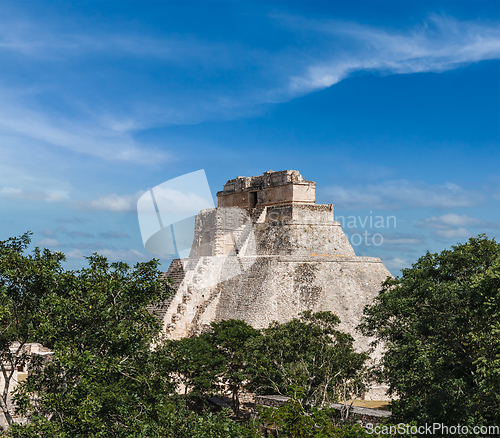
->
[6, 231, 489, 437]
[248, 311, 368, 410]
[0, 233, 65, 427]
[359, 234, 500, 427]
[10, 243, 174, 436]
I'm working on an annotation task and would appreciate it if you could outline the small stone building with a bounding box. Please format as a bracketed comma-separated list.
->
[0, 343, 52, 429]
[153, 170, 391, 398]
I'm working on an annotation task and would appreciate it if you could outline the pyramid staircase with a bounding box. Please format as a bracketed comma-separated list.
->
[152, 208, 263, 339]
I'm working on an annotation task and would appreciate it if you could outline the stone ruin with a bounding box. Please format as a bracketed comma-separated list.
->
[152, 170, 391, 368]
[0, 343, 52, 429]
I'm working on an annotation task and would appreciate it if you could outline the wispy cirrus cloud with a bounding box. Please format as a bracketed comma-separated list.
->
[415, 213, 500, 241]
[0, 17, 241, 67]
[0, 11, 496, 189]
[74, 191, 145, 213]
[415, 213, 487, 229]
[0, 91, 170, 164]
[99, 231, 130, 239]
[0, 12, 498, 133]
[0, 186, 68, 202]
[65, 247, 147, 262]
[325, 180, 484, 210]
[35, 238, 60, 247]
[285, 14, 500, 93]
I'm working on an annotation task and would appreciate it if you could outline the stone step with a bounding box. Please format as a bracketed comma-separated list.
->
[147, 259, 186, 321]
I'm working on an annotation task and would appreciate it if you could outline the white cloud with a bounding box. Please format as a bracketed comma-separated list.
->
[414, 214, 498, 241]
[416, 213, 485, 229]
[75, 191, 144, 213]
[62, 230, 94, 238]
[0, 94, 170, 164]
[1, 186, 68, 202]
[3, 13, 498, 102]
[434, 228, 472, 239]
[325, 180, 483, 210]
[65, 249, 84, 260]
[64, 247, 147, 262]
[78, 186, 214, 216]
[383, 238, 422, 246]
[35, 238, 60, 247]
[0, 12, 496, 196]
[97, 248, 148, 261]
[0, 20, 235, 67]
[153, 187, 214, 216]
[89, 194, 136, 212]
[383, 256, 410, 270]
[0, 13, 497, 132]
[41, 228, 54, 237]
[55, 218, 86, 224]
[99, 231, 130, 239]
[71, 242, 108, 250]
[287, 15, 500, 94]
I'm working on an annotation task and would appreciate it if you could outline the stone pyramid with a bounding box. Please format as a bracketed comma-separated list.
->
[154, 170, 391, 359]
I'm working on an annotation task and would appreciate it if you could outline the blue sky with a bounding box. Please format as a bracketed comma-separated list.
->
[0, 1, 498, 275]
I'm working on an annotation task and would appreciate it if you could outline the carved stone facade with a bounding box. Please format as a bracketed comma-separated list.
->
[152, 170, 391, 399]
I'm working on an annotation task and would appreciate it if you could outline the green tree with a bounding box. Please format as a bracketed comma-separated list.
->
[0, 232, 64, 429]
[160, 334, 226, 400]
[0, 234, 258, 437]
[157, 320, 260, 417]
[206, 319, 261, 417]
[258, 399, 416, 438]
[248, 311, 367, 410]
[11, 251, 174, 437]
[359, 235, 500, 426]
[466, 251, 500, 421]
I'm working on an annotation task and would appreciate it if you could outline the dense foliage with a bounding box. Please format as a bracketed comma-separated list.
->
[247, 311, 367, 409]
[2, 233, 373, 437]
[0, 233, 65, 426]
[2, 232, 498, 437]
[360, 235, 500, 428]
[258, 399, 416, 438]
[9, 236, 174, 436]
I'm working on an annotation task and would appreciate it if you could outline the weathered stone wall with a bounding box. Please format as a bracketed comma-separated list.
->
[191, 255, 389, 355]
[254, 222, 355, 256]
[217, 170, 316, 208]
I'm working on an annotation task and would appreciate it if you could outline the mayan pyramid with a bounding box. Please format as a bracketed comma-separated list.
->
[153, 170, 391, 363]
